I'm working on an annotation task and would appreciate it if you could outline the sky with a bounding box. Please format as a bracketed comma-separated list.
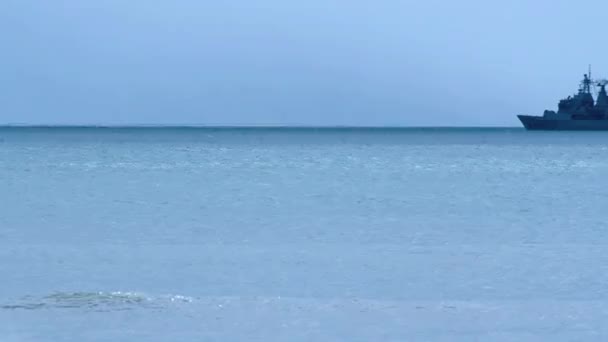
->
[1, 0, 607, 126]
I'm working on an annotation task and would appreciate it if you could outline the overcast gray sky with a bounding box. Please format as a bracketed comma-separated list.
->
[1, 0, 606, 126]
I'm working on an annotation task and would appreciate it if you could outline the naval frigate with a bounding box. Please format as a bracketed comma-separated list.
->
[518, 68, 608, 130]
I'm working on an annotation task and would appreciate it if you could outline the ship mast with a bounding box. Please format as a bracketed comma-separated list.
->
[581, 65, 592, 94]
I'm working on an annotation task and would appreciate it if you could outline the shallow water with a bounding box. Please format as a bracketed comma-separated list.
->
[2, 127, 608, 341]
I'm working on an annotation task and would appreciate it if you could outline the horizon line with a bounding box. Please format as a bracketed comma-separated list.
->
[0, 124, 523, 129]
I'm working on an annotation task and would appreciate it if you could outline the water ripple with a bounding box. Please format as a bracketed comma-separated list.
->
[1, 292, 193, 311]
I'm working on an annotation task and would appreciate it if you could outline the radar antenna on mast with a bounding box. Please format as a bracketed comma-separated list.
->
[596, 78, 608, 97]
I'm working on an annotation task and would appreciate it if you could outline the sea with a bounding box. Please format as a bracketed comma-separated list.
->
[2, 127, 608, 341]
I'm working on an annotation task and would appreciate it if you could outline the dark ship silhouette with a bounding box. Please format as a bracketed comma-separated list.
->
[518, 68, 608, 130]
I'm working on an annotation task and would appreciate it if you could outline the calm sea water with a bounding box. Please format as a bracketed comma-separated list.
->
[3, 127, 608, 341]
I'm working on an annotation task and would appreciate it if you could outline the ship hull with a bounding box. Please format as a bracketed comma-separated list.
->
[518, 115, 608, 130]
